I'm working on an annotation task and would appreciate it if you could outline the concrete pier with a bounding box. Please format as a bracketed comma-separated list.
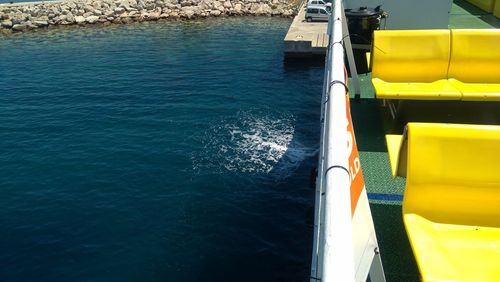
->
[284, 2, 328, 56]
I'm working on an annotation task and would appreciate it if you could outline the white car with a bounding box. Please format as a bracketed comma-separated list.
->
[306, 0, 332, 9]
[305, 5, 331, 22]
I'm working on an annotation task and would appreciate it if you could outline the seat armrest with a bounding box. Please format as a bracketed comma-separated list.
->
[385, 133, 407, 177]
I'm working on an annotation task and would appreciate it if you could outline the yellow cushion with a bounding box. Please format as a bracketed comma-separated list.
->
[404, 214, 500, 282]
[372, 78, 461, 100]
[449, 79, 500, 101]
[448, 29, 500, 84]
[466, 0, 495, 12]
[404, 123, 500, 226]
[403, 122, 500, 281]
[371, 30, 451, 83]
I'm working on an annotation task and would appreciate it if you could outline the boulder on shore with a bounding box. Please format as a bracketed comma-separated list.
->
[0, 0, 296, 33]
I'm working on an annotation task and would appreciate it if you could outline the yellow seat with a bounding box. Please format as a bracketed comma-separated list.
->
[448, 29, 500, 101]
[401, 123, 500, 281]
[373, 78, 461, 100]
[466, 0, 495, 12]
[405, 215, 500, 281]
[371, 30, 462, 100]
[449, 79, 500, 101]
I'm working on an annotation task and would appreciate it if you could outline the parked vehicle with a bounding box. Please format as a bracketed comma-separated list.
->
[306, 0, 332, 10]
[305, 5, 331, 22]
[307, 0, 327, 6]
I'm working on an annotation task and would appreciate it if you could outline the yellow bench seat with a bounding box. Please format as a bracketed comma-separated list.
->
[449, 79, 500, 101]
[405, 214, 500, 282]
[373, 78, 462, 100]
[393, 123, 500, 282]
[371, 29, 500, 101]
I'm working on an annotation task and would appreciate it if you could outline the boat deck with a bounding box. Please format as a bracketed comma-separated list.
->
[353, 1, 500, 280]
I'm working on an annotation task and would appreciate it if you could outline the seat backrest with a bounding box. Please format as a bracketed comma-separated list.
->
[448, 29, 500, 83]
[403, 123, 500, 227]
[371, 30, 451, 83]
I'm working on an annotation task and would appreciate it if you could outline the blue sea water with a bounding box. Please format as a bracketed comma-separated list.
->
[0, 19, 324, 281]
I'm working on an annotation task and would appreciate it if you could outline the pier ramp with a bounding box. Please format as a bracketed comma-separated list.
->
[284, 3, 328, 56]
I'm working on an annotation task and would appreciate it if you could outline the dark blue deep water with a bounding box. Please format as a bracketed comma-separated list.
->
[0, 18, 324, 281]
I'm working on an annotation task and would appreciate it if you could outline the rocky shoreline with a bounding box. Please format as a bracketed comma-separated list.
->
[0, 0, 297, 33]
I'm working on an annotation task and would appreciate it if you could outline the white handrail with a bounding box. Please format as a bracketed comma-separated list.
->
[311, 0, 355, 281]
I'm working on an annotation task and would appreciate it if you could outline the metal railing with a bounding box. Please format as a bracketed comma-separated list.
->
[310, 0, 355, 280]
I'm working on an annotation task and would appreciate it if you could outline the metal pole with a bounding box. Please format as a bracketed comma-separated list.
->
[321, 0, 355, 281]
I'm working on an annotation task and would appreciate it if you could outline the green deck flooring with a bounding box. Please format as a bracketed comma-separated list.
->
[450, 0, 500, 28]
[347, 1, 499, 280]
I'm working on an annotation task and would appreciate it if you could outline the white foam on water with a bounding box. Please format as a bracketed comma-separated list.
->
[193, 111, 318, 179]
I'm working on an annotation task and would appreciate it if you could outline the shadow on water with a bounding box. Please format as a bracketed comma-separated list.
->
[193, 127, 319, 282]
[191, 61, 323, 282]
[283, 55, 326, 70]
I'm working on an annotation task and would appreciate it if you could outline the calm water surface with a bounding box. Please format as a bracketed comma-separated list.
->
[0, 18, 324, 281]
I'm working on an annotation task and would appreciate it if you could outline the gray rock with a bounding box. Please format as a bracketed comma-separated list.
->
[210, 10, 221, 16]
[11, 23, 28, 32]
[120, 17, 133, 23]
[85, 15, 99, 23]
[1, 19, 13, 28]
[149, 12, 160, 19]
[255, 3, 271, 15]
[184, 9, 195, 18]
[10, 15, 27, 25]
[234, 3, 242, 12]
[114, 7, 125, 14]
[223, 1, 232, 8]
[33, 20, 49, 27]
[66, 14, 75, 23]
[75, 15, 85, 23]
[31, 9, 40, 17]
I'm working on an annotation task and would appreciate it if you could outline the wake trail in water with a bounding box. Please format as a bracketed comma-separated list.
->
[192, 110, 318, 179]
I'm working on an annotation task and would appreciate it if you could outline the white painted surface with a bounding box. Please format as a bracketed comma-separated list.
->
[352, 190, 380, 281]
[310, 1, 385, 281]
[320, 1, 355, 281]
